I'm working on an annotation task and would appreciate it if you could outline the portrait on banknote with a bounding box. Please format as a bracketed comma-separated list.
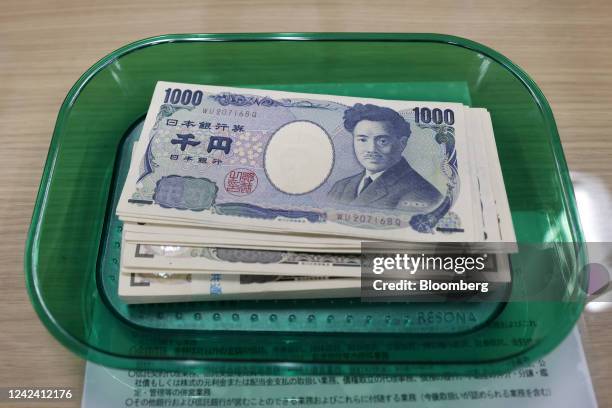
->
[327, 103, 444, 212]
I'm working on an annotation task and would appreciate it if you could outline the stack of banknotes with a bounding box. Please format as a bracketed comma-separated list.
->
[116, 82, 514, 304]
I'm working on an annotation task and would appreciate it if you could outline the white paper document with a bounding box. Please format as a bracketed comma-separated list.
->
[81, 328, 597, 407]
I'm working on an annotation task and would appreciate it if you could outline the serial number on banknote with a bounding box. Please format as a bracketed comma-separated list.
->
[202, 107, 258, 118]
[336, 213, 402, 227]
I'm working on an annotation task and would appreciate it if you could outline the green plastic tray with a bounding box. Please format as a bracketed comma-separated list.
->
[25, 33, 586, 375]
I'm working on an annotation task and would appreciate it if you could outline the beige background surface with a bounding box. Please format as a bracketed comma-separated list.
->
[1, 0, 611, 407]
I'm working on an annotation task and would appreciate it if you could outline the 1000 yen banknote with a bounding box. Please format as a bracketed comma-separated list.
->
[121, 242, 362, 277]
[117, 82, 480, 242]
[118, 272, 360, 304]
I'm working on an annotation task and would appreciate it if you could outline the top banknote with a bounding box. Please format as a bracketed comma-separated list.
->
[117, 82, 483, 242]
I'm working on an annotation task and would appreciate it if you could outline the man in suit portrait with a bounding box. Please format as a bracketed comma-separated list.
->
[327, 103, 443, 211]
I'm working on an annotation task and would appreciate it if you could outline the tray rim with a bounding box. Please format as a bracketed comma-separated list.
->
[23, 32, 585, 371]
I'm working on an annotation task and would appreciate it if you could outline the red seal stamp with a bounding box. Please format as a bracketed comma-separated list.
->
[224, 168, 258, 196]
